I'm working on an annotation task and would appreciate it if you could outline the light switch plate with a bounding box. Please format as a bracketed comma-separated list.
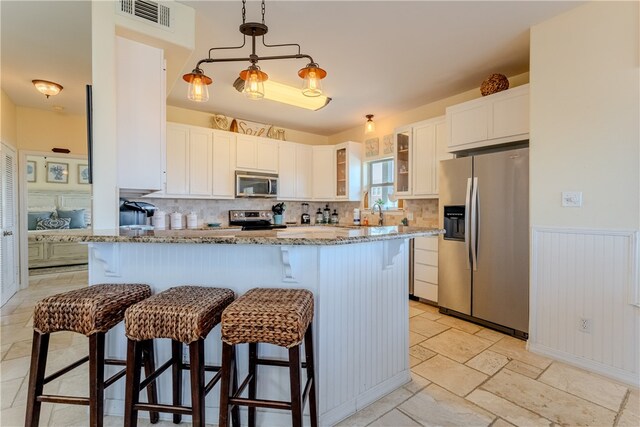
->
[562, 191, 582, 207]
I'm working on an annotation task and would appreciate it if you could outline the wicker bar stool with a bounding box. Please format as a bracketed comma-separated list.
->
[123, 285, 239, 427]
[25, 283, 157, 427]
[219, 288, 318, 427]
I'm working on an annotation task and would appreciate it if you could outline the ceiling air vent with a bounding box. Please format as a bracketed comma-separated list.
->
[118, 0, 171, 30]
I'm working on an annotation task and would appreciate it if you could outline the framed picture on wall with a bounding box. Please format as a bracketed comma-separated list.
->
[78, 164, 90, 184]
[46, 162, 69, 184]
[26, 161, 37, 182]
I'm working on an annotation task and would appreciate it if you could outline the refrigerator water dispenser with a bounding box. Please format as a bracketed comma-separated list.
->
[443, 206, 465, 241]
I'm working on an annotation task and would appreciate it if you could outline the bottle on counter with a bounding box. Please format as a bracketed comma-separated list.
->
[301, 203, 311, 225]
[186, 212, 198, 229]
[170, 212, 183, 230]
[323, 204, 331, 224]
[363, 216, 369, 226]
[331, 209, 339, 224]
[315, 208, 323, 224]
[353, 208, 360, 226]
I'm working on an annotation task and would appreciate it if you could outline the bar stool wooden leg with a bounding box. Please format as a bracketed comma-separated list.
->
[141, 340, 160, 423]
[304, 324, 318, 427]
[248, 343, 258, 427]
[189, 339, 205, 427]
[288, 346, 303, 427]
[124, 339, 143, 427]
[171, 340, 183, 424]
[89, 332, 106, 427]
[218, 342, 233, 427]
[25, 331, 50, 427]
[231, 346, 240, 427]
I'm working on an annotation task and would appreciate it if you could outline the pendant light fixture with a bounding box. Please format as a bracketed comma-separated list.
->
[32, 80, 63, 98]
[183, 0, 327, 103]
[365, 115, 376, 134]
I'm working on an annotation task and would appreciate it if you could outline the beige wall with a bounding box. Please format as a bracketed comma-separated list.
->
[1, 89, 18, 148]
[530, 1, 639, 230]
[16, 107, 87, 155]
[328, 73, 530, 145]
[167, 105, 330, 146]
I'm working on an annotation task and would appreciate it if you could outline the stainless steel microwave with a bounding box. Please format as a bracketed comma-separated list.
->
[235, 171, 278, 198]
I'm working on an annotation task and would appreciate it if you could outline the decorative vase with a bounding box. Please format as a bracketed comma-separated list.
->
[273, 214, 283, 225]
[480, 73, 509, 96]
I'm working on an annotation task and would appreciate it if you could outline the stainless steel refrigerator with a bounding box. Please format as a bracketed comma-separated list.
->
[438, 147, 529, 338]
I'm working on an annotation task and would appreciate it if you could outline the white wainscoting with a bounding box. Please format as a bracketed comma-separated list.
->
[529, 227, 640, 386]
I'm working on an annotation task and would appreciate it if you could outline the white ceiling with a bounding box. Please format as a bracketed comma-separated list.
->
[1, 1, 581, 136]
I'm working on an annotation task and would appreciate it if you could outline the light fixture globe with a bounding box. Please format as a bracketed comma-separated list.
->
[298, 63, 327, 97]
[240, 65, 268, 100]
[365, 114, 375, 134]
[32, 80, 63, 98]
[183, 68, 212, 102]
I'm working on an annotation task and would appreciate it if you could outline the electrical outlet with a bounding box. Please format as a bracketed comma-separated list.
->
[578, 317, 592, 333]
[562, 191, 583, 207]
[407, 212, 414, 221]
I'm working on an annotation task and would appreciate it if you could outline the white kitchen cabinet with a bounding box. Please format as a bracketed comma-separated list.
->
[211, 130, 235, 199]
[446, 84, 529, 152]
[116, 36, 165, 194]
[335, 141, 362, 201]
[394, 126, 412, 196]
[394, 116, 451, 198]
[278, 141, 313, 201]
[165, 124, 189, 195]
[413, 236, 438, 302]
[312, 146, 336, 200]
[165, 123, 212, 197]
[236, 135, 278, 173]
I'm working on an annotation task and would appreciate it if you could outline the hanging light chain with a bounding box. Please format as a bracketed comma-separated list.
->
[261, 0, 266, 24]
[242, 0, 246, 23]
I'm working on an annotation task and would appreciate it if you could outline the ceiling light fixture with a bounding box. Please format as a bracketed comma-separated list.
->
[365, 115, 375, 134]
[32, 80, 63, 98]
[183, 0, 327, 103]
[233, 78, 331, 110]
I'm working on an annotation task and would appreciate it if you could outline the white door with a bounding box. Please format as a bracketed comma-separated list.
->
[1, 143, 19, 306]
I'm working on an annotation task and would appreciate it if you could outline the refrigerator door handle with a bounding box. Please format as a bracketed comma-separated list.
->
[464, 177, 472, 270]
[471, 177, 479, 271]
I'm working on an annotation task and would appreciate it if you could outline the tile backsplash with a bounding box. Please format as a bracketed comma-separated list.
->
[141, 197, 439, 228]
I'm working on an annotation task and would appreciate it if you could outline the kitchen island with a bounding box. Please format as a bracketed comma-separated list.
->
[38, 226, 441, 426]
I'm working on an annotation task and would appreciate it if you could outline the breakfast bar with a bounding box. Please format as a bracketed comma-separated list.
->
[35, 226, 441, 426]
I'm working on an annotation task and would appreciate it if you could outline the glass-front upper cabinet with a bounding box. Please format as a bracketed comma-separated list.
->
[394, 127, 411, 195]
[336, 147, 347, 197]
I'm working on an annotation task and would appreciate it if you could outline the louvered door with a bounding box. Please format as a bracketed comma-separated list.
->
[1, 143, 18, 306]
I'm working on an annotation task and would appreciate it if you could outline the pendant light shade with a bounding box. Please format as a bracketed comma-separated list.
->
[183, 68, 212, 102]
[32, 80, 63, 98]
[298, 63, 327, 97]
[240, 66, 268, 100]
[365, 114, 375, 134]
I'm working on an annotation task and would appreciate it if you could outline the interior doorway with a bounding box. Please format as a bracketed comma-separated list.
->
[1, 142, 19, 305]
[18, 150, 92, 289]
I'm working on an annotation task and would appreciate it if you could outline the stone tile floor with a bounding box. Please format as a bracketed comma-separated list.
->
[1, 272, 639, 426]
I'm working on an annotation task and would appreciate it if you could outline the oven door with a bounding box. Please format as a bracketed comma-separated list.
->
[236, 172, 278, 197]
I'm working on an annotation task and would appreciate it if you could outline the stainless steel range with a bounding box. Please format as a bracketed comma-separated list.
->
[229, 210, 288, 231]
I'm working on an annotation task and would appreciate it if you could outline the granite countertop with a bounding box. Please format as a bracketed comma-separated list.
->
[29, 226, 443, 246]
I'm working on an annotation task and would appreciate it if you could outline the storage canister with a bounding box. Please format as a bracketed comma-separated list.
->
[186, 212, 198, 229]
[153, 211, 166, 230]
[170, 212, 183, 230]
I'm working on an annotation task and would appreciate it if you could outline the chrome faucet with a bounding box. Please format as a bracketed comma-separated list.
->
[371, 204, 384, 226]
